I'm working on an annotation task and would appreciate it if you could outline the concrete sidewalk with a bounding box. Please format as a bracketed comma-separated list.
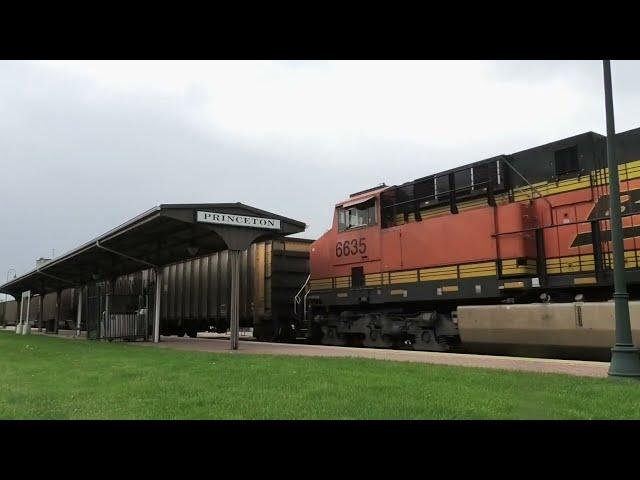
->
[6, 326, 610, 378]
[140, 335, 611, 378]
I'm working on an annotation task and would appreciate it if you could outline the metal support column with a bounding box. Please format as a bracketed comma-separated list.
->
[15, 296, 21, 332]
[24, 292, 31, 334]
[603, 60, 640, 378]
[104, 286, 109, 340]
[153, 268, 162, 343]
[229, 249, 241, 350]
[55, 290, 61, 334]
[19, 291, 31, 335]
[76, 288, 82, 337]
[39, 294, 45, 332]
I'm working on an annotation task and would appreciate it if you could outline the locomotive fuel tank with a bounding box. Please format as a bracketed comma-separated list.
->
[457, 301, 640, 357]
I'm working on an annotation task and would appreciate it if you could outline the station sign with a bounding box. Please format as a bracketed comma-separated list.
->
[196, 211, 281, 230]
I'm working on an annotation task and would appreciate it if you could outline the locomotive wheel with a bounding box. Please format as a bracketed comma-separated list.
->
[361, 329, 393, 349]
[187, 328, 198, 338]
[321, 326, 347, 346]
[411, 329, 449, 352]
[252, 326, 264, 341]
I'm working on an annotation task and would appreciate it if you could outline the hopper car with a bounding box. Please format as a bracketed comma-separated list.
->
[1, 238, 312, 342]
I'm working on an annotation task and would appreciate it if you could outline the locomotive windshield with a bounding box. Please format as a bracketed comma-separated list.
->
[338, 199, 377, 231]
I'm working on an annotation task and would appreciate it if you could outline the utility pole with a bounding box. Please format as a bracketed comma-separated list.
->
[3, 268, 16, 303]
[1, 269, 16, 328]
[603, 60, 640, 378]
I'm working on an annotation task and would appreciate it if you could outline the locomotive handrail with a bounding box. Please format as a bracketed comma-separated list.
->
[499, 155, 554, 212]
[382, 156, 558, 229]
[302, 288, 311, 323]
[380, 179, 495, 210]
[294, 274, 311, 318]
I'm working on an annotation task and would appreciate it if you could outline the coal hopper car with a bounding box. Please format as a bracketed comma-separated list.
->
[0, 290, 77, 332]
[159, 237, 312, 340]
[2, 238, 312, 341]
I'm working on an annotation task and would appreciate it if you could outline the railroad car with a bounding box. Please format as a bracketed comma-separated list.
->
[0, 290, 76, 331]
[157, 237, 311, 340]
[1, 238, 312, 341]
[302, 127, 640, 358]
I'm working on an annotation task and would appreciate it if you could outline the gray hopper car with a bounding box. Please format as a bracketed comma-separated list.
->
[0, 289, 77, 331]
[159, 238, 312, 340]
[1, 238, 312, 341]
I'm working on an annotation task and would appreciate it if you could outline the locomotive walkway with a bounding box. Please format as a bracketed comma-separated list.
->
[142, 335, 610, 378]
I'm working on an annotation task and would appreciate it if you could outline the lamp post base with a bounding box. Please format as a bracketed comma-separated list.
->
[608, 345, 640, 378]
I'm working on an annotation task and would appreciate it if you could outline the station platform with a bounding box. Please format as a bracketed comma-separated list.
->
[5, 326, 610, 378]
[142, 335, 610, 379]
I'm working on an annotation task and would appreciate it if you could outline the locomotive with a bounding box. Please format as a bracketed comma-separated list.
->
[302, 126, 640, 358]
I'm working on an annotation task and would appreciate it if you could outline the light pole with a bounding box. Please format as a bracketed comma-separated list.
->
[603, 60, 640, 378]
[4, 268, 16, 301]
[2, 268, 16, 328]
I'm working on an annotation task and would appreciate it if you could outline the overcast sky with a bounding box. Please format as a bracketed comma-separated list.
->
[1, 60, 640, 281]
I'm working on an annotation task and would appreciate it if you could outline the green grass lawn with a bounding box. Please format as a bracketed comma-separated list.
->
[1, 330, 639, 419]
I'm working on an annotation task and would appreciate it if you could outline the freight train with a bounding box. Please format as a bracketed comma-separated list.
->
[3, 126, 640, 360]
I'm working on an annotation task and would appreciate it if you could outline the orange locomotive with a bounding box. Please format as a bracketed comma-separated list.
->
[303, 127, 640, 354]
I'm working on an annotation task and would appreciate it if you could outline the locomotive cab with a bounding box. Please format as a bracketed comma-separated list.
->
[337, 197, 377, 232]
[334, 194, 380, 285]
[323, 186, 388, 288]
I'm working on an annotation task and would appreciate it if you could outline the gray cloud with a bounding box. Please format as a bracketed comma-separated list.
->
[488, 60, 640, 133]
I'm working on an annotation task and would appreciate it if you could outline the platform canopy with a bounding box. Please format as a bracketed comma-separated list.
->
[0, 203, 306, 299]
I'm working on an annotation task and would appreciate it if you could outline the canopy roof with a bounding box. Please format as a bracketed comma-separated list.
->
[0, 203, 306, 299]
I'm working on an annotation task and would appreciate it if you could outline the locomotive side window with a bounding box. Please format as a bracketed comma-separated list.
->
[554, 145, 579, 177]
[338, 199, 377, 231]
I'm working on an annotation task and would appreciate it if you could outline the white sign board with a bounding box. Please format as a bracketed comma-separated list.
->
[196, 211, 281, 230]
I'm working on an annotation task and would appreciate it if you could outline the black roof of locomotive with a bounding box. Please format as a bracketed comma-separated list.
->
[403, 130, 607, 187]
[394, 127, 640, 193]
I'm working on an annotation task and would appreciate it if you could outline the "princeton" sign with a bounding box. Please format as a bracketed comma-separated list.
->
[196, 211, 281, 230]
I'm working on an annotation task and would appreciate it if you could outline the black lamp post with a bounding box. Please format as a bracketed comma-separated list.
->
[4, 268, 16, 301]
[603, 60, 640, 378]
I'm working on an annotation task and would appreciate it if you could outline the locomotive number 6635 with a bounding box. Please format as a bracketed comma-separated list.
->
[335, 238, 366, 257]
